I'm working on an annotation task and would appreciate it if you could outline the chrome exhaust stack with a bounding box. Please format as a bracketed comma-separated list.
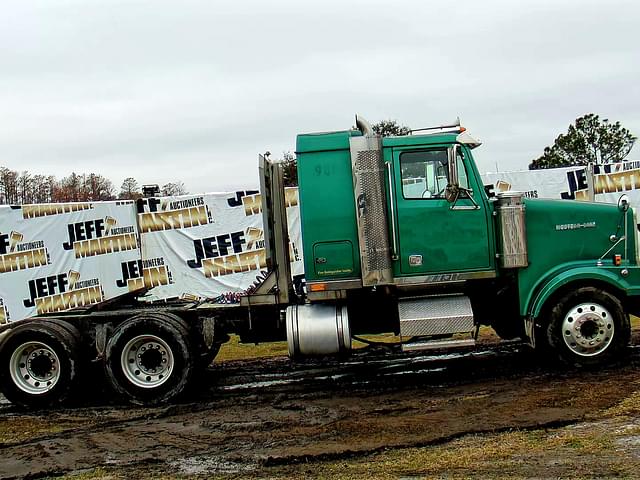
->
[355, 115, 374, 136]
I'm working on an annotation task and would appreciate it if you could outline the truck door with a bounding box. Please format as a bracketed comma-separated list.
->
[390, 145, 492, 276]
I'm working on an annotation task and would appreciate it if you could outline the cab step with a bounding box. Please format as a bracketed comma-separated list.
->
[402, 337, 476, 352]
[398, 294, 475, 352]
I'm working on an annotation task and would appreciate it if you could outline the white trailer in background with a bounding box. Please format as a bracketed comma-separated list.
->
[483, 160, 640, 205]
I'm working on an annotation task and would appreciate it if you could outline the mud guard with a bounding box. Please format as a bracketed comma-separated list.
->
[526, 266, 634, 320]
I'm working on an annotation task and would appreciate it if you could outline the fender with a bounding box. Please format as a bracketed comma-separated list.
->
[0, 318, 38, 349]
[526, 265, 640, 319]
[0, 327, 11, 349]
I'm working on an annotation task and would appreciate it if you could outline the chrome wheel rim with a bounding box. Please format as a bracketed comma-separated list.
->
[9, 341, 61, 395]
[121, 335, 173, 388]
[562, 302, 614, 357]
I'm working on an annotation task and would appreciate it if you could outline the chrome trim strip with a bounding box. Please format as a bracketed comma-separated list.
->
[385, 162, 399, 261]
[393, 270, 496, 286]
[450, 205, 480, 210]
[307, 279, 363, 291]
[634, 207, 639, 266]
[625, 201, 628, 262]
[307, 290, 348, 302]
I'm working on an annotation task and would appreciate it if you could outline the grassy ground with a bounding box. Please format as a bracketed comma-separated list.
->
[55, 414, 640, 480]
[215, 335, 288, 362]
[215, 332, 406, 363]
[26, 321, 640, 478]
[269, 389, 640, 479]
[0, 415, 85, 444]
[205, 322, 640, 479]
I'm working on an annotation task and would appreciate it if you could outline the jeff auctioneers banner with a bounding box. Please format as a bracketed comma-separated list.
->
[482, 160, 640, 205]
[136, 188, 303, 302]
[0, 201, 141, 324]
[0, 189, 304, 323]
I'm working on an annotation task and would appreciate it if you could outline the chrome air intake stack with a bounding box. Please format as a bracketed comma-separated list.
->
[495, 192, 529, 268]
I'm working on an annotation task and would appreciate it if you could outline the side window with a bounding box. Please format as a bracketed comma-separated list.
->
[400, 148, 470, 199]
[400, 150, 448, 199]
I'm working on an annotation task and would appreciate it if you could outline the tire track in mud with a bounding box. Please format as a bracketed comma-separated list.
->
[0, 340, 527, 439]
[260, 417, 583, 468]
[2, 341, 640, 479]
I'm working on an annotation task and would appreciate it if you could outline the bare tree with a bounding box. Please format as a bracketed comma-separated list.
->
[119, 177, 141, 200]
[0, 166, 197, 205]
[31, 174, 52, 203]
[0, 167, 19, 204]
[17, 171, 33, 204]
[86, 174, 115, 200]
[55, 173, 83, 202]
[0, 168, 118, 204]
[281, 151, 298, 187]
[161, 181, 188, 196]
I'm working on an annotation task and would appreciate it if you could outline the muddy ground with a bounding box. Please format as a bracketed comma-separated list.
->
[2, 336, 640, 479]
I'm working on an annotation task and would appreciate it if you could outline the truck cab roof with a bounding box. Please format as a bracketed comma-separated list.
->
[296, 129, 476, 155]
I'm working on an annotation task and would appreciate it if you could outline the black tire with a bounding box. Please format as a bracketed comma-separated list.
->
[544, 287, 630, 367]
[104, 313, 193, 405]
[0, 320, 80, 408]
[47, 318, 83, 345]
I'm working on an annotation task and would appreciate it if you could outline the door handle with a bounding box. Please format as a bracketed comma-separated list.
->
[385, 162, 399, 261]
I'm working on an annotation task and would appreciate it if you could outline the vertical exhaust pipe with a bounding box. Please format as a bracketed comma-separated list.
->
[355, 115, 374, 136]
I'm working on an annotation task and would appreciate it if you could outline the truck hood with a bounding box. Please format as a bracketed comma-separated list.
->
[516, 198, 636, 315]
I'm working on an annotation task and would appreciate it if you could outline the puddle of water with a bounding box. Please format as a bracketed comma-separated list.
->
[312, 373, 351, 381]
[218, 368, 351, 391]
[220, 376, 307, 391]
[169, 455, 256, 475]
[217, 342, 526, 394]
[381, 367, 447, 376]
[220, 353, 486, 392]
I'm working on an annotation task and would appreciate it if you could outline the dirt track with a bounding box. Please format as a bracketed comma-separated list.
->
[2, 339, 640, 479]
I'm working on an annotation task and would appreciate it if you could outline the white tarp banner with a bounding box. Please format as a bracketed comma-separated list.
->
[0, 201, 141, 324]
[136, 188, 304, 302]
[482, 166, 583, 200]
[0, 189, 305, 323]
[482, 160, 640, 206]
[591, 161, 640, 205]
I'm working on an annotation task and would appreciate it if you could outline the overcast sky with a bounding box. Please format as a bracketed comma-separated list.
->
[1, 0, 639, 194]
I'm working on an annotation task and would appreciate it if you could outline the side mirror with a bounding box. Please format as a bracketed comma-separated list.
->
[618, 194, 629, 212]
[445, 145, 459, 203]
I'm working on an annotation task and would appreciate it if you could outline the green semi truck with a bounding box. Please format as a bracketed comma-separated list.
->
[1, 116, 638, 407]
[273, 116, 638, 361]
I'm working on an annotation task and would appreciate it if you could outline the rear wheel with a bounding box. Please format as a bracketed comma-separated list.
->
[544, 287, 630, 367]
[0, 320, 80, 408]
[104, 313, 193, 405]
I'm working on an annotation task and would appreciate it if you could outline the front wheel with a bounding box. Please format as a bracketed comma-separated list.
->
[544, 287, 630, 367]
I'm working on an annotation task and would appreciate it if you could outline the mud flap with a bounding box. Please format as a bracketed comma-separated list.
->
[524, 315, 535, 348]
